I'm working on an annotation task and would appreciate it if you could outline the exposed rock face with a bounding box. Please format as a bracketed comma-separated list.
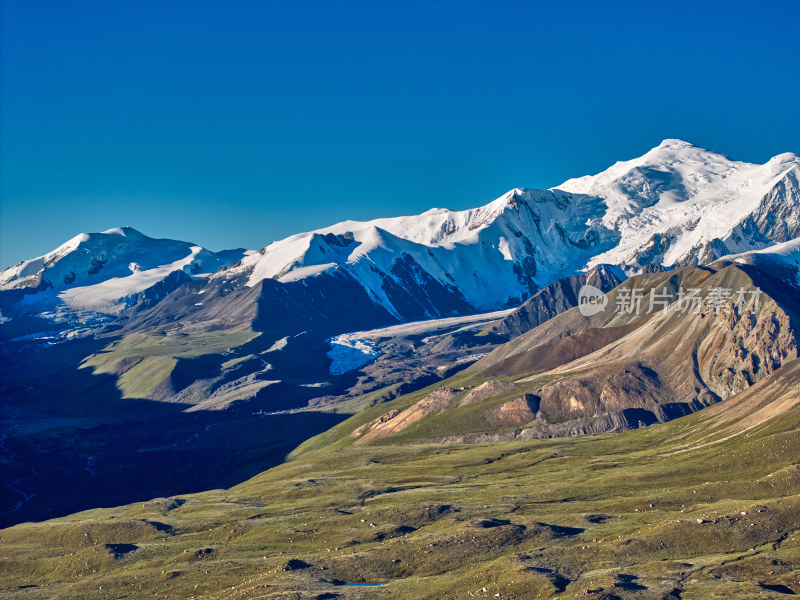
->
[437, 408, 682, 444]
[378, 409, 401, 424]
[352, 388, 459, 445]
[491, 395, 540, 425]
[535, 364, 671, 423]
[123, 269, 193, 312]
[697, 296, 798, 398]
[742, 168, 800, 244]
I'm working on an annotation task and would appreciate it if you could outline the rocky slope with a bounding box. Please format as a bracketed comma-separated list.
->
[347, 261, 799, 445]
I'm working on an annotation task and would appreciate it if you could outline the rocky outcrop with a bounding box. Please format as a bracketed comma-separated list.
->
[458, 380, 517, 406]
[535, 364, 671, 422]
[491, 395, 540, 425]
[695, 297, 798, 398]
[352, 388, 460, 445]
[434, 404, 697, 445]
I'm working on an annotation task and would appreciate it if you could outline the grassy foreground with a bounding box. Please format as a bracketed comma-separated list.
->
[2, 373, 800, 599]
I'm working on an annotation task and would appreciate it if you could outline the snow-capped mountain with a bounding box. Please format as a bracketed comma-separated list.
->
[558, 139, 800, 269]
[3, 140, 798, 334]
[214, 139, 799, 321]
[0, 227, 247, 316]
[220, 187, 612, 317]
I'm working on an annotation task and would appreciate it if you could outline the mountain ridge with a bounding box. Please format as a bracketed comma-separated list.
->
[3, 139, 798, 336]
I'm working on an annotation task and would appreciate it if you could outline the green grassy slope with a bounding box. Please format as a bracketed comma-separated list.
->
[81, 329, 259, 401]
[2, 361, 799, 599]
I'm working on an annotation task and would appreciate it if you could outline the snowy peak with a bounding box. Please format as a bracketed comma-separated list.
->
[553, 140, 800, 271]
[555, 138, 741, 199]
[656, 138, 695, 149]
[100, 225, 141, 236]
[0, 228, 247, 316]
[556, 138, 800, 204]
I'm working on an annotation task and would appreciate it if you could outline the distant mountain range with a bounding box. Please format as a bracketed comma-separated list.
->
[2, 139, 798, 338]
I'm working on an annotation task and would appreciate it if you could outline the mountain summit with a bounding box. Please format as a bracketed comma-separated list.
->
[0, 227, 246, 318]
[557, 138, 800, 269]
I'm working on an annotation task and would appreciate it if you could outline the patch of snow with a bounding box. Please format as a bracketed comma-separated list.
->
[327, 337, 380, 375]
[498, 237, 513, 260]
[102, 227, 128, 235]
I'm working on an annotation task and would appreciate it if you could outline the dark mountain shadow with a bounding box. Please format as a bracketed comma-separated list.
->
[0, 337, 346, 528]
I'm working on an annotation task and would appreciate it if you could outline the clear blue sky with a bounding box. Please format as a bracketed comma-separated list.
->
[2, 0, 799, 267]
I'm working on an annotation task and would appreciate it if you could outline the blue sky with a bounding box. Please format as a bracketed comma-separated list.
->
[2, 0, 799, 267]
